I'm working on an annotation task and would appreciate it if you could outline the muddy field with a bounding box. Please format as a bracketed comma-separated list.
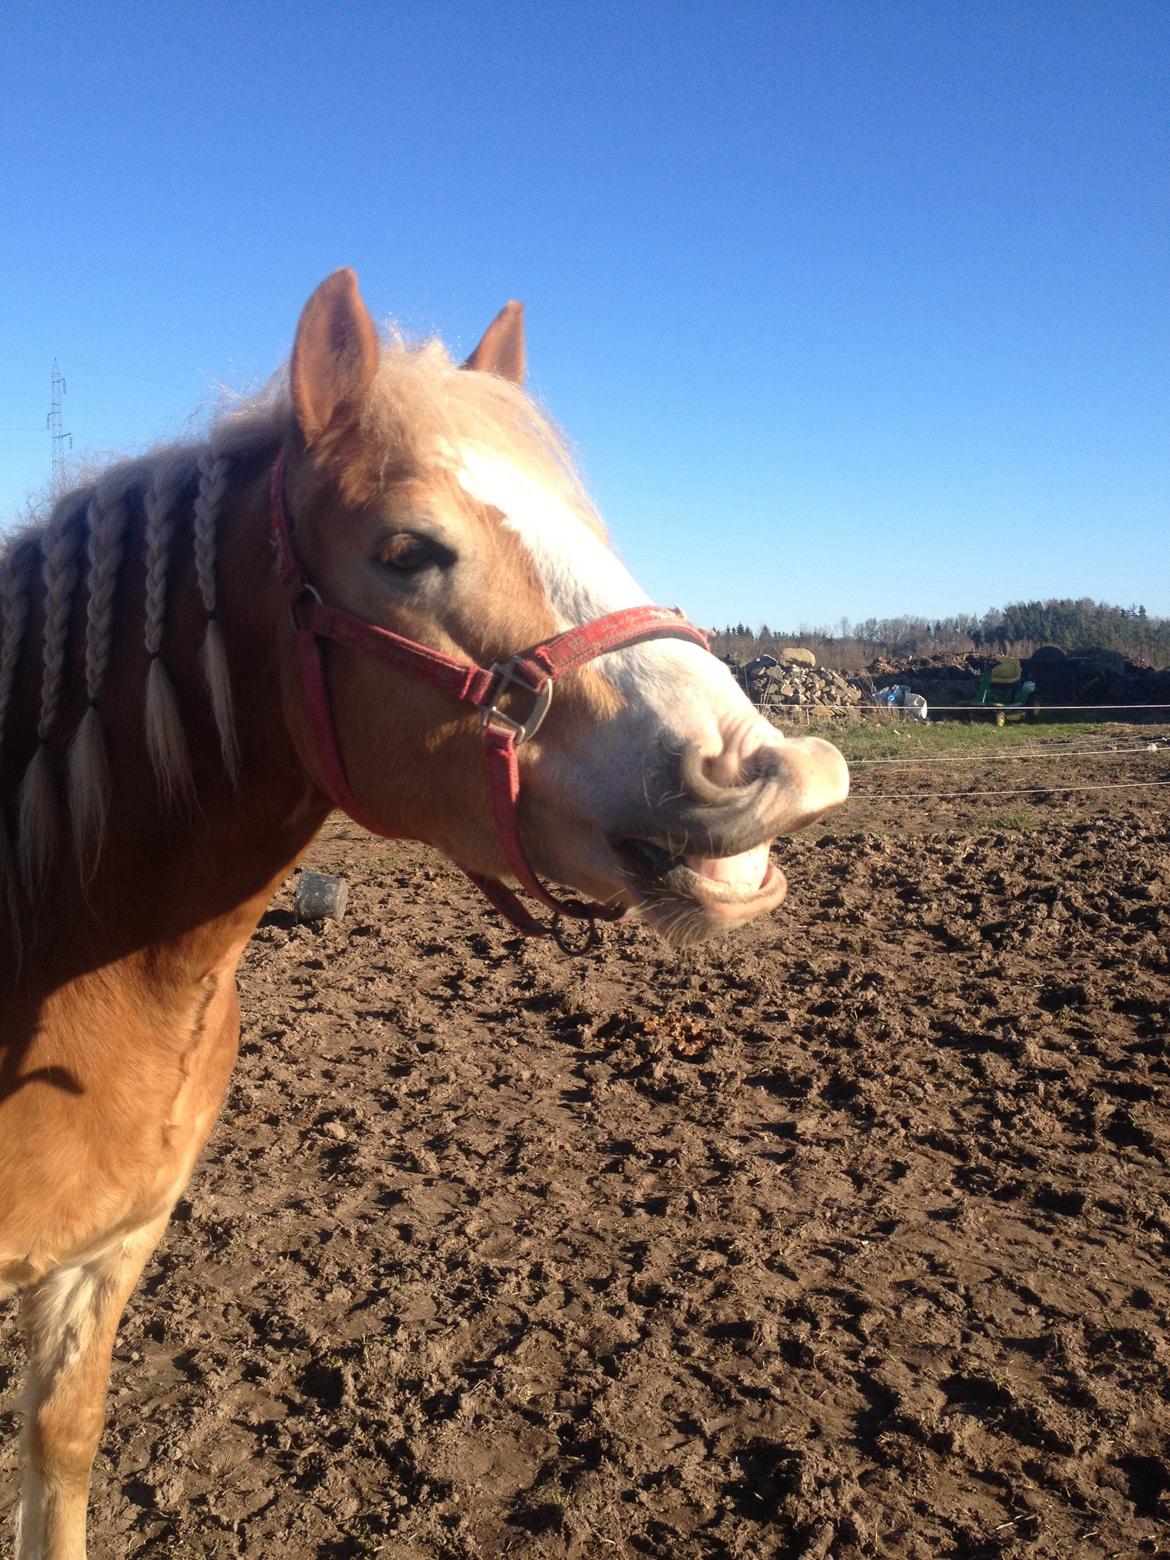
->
[2, 732, 1169, 1558]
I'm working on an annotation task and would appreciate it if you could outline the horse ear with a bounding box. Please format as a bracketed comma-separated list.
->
[463, 300, 526, 384]
[291, 269, 380, 445]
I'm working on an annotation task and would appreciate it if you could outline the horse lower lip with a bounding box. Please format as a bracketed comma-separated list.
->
[668, 861, 778, 903]
[621, 840, 779, 905]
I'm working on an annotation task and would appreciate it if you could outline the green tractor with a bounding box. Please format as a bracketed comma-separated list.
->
[975, 658, 1039, 726]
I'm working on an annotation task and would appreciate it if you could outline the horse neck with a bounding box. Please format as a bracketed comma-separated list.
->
[3, 447, 331, 990]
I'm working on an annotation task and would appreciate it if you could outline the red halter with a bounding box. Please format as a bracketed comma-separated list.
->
[269, 450, 710, 943]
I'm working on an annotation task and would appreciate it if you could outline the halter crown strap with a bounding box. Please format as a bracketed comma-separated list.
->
[270, 449, 710, 943]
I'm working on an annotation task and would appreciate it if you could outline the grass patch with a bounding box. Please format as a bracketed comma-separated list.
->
[821, 720, 1104, 762]
[979, 808, 1044, 832]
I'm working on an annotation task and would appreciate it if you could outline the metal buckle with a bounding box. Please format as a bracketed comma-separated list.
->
[479, 660, 553, 745]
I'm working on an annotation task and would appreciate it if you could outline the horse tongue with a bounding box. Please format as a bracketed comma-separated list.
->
[684, 841, 772, 893]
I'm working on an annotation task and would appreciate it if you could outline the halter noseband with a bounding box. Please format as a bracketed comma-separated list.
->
[269, 450, 710, 945]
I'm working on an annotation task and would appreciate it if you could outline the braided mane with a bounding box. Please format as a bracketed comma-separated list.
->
[0, 328, 591, 907]
[0, 395, 280, 907]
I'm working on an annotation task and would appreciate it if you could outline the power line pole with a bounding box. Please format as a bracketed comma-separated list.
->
[47, 359, 72, 490]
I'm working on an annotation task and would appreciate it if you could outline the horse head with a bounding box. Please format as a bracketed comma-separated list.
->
[278, 269, 848, 944]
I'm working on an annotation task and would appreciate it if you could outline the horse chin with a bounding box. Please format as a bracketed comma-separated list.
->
[613, 839, 789, 947]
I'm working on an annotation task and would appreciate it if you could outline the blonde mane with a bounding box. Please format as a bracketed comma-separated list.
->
[0, 330, 594, 908]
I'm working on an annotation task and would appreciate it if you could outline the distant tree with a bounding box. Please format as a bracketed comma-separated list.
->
[708, 597, 1170, 673]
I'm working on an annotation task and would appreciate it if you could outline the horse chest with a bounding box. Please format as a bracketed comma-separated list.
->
[0, 965, 240, 1285]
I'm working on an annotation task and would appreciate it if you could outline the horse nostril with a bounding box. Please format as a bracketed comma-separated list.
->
[678, 742, 761, 807]
[675, 735, 848, 832]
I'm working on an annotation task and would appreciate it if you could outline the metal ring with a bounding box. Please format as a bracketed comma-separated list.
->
[551, 914, 601, 955]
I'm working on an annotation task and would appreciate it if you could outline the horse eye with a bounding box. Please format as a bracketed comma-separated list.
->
[380, 533, 433, 572]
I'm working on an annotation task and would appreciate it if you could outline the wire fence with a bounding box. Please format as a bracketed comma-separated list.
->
[759, 701, 1170, 722]
[911, 703, 1170, 712]
[780, 706, 1170, 807]
[848, 777, 1170, 803]
[850, 743, 1165, 767]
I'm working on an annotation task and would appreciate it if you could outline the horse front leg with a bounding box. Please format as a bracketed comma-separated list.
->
[15, 1210, 171, 1560]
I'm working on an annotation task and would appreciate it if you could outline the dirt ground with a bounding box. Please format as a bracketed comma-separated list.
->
[2, 732, 1169, 1558]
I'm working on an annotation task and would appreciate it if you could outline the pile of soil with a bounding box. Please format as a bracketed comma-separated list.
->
[860, 658, 982, 715]
[1017, 651, 1170, 715]
[1, 737, 1168, 1558]
[862, 650, 1170, 718]
[865, 653, 984, 682]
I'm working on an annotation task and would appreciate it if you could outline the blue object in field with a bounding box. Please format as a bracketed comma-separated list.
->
[874, 684, 929, 721]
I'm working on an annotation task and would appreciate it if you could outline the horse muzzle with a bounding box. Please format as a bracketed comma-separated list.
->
[610, 733, 849, 932]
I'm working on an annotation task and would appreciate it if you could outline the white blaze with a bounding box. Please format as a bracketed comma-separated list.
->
[455, 444, 648, 629]
[454, 443, 745, 723]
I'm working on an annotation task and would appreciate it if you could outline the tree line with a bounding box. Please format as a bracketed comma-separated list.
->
[713, 598, 1170, 672]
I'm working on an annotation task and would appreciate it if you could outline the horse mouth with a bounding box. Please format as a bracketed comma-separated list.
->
[618, 836, 788, 924]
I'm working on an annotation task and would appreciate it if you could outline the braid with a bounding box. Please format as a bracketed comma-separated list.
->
[194, 447, 239, 784]
[68, 475, 133, 875]
[193, 450, 228, 620]
[0, 539, 34, 755]
[142, 462, 193, 803]
[81, 480, 130, 705]
[18, 497, 85, 895]
[143, 471, 175, 659]
[36, 502, 83, 743]
[0, 539, 36, 936]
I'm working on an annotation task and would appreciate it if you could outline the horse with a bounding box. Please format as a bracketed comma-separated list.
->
[0, 268, 848, 1557]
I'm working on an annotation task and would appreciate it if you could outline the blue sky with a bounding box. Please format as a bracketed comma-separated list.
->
[3, 0, 1167, 630]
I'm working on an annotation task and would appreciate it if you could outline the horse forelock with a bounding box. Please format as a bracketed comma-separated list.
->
[358, 336, 601, 535]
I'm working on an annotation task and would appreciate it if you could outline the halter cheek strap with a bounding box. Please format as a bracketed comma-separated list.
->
[269, 449, 710, 943]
